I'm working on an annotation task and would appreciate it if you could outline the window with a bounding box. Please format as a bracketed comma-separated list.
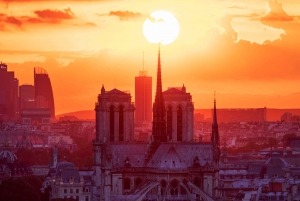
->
[85, 196, 89, 201]
[85, 188, 89, 192]
[124, 178, 131, 190]
[64, 189, 67, 193]
[119, 105, 124, 141]
[177, 106, 182, 141]
[76, 189, 79, 193]
[110, 105, 115, 141]
[70, 189, 73, 193]
[166, 106, 172, 141]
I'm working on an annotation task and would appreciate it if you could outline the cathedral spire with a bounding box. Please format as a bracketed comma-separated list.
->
[152, 43, 167, 143]
[213, 91, 217, 126]
[212, 92, 220, 168]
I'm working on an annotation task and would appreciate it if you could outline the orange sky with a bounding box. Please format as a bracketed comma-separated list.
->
[1, 0, 300, 115]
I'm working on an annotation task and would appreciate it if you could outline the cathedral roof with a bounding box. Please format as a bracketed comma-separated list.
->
[163, 87, 186, 94]
[147, 143, 213, 168]
[106, 88, 129, 95]
[111, 143, 148, 168]
[147, 144, 187, 169]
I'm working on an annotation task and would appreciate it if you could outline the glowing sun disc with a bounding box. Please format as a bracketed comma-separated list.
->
[143, 10, 180, 45]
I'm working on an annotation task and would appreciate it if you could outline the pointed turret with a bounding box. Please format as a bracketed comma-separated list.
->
[101, 84, 105, 94]
[211, 93, 220, 168]
[181, 83, 186, 93]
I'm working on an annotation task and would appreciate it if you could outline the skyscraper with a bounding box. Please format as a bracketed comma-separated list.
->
[34, 67, 55, 118]
[19, 84, 35, 110]
[135, 70, 152, 123]
[0, 62, 19, 120]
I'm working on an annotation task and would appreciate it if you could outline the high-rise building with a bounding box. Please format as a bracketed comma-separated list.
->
[0, 62, 19, 120]
[19, 84, 35, 110]
[135, 70, 152, 123]
[34, 67, 55, 118]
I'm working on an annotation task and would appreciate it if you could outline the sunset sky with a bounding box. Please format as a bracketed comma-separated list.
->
[1, 0, 300, 115]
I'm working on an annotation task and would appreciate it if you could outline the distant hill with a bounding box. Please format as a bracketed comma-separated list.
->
[56, 110, 95, 121]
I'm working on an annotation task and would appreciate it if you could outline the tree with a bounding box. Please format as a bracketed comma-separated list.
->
[282, 134, 297, 146]
[0, 177, 41, 201]
[268, 137, 278, 147]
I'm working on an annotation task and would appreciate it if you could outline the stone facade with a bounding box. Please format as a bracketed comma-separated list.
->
[43, 147, 93, 201]
[93, 90, 220, 201]
[163, 85, 194, 142]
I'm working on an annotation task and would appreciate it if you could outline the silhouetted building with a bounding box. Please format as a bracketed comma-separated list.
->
[93, 47, 220, 201]
[0, 62, 19, 120]
[135, 70, 152, 124]
[95, 86, 135, 142]
[34, 67, 55, 118]
[20, 108, 51, 131]
[163, 85, 194, 141]
[19, 84, 35, 110]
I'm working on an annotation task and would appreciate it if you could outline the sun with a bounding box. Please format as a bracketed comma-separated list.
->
[143, 10, 180, 45]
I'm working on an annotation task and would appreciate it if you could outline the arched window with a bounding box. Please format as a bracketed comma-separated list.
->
[193, 177, 201, 188]
[119, 105, 124, 141]
[135, 177, 142, 188]
[170, 179, 178, 195]
[177, 106, 182, 141]
[110, 105, 115, 141]
[124, 178, 131, 190]
[160, 180, 167, 195]
[166, 105, 172, 141]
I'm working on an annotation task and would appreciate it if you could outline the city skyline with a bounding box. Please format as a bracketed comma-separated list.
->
[1, 0, 300, 114]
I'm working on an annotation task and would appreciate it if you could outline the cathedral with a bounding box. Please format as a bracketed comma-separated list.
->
[93, 48, 220, 201]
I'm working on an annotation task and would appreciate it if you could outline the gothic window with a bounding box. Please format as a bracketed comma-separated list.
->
[166, 105, 172, 141]
[110, 105, 115, 141]
[193, 177, 201, 188]
[135, 177, 142, 187]
[124, 178, 131, 190]
[119, 105, 124, 141]
[160, 180, 167, 195]
[177, 106, 183, 141]
[170, 179, 178, 195]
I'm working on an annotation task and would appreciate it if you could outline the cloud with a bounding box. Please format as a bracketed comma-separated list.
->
[34, 7, 75, 23]
[228, 3, 248, 9]
[108, 10, 143, 20]
[261, 0, 294, 21]
[5, 16, 22, 27]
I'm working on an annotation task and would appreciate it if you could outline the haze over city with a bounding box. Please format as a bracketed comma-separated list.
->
[1, 0, 300, 114]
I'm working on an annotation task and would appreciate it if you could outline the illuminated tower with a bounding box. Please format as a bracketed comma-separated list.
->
[34, 67, 55, 118]
[152, 46, 167, 143]
[135, 71, 152, 123]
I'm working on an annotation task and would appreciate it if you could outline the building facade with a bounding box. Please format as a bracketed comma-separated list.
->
[135, 71, 152, 124]
[19, 84, 35, 110]
[163, 86, 194, 142]
[34, 67, 55, 118]
[0, 62, 19, 121]
[93, 48, 220, 201]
